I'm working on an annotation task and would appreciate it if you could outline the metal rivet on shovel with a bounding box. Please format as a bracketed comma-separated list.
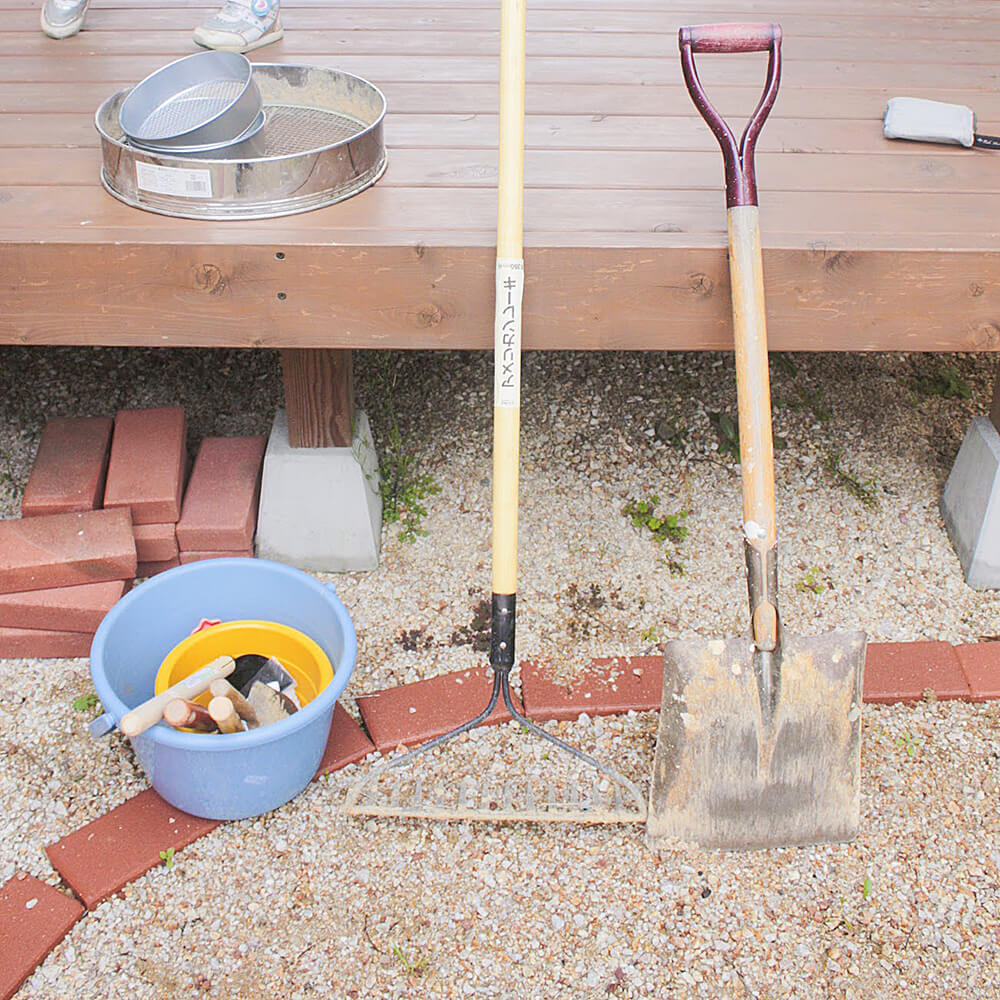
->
[646, 24, 867, 852]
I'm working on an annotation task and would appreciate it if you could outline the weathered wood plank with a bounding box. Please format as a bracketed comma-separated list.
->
[3, 243, 1000, 353]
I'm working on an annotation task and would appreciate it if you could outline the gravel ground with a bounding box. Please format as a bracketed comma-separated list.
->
[1, 346, 999, 999]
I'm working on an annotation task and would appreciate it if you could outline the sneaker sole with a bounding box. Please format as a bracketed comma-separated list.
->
[192, 23, 283, 53]
[40, 7, 85, 38]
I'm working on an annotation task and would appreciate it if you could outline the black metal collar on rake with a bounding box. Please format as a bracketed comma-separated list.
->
[678, 23, 782, 208]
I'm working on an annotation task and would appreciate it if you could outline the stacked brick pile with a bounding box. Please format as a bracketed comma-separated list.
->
[0, 416, 135, 657]
[0, 408, 267, 658]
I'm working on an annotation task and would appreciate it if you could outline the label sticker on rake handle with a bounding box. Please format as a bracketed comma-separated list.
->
[135, 162, 213, 199]
[494, 257, 523, 409]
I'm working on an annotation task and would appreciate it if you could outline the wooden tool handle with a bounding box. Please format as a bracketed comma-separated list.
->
[209, 677, 259, 726]
[120, 655, 235, 738]
[163, 698, 218, 733]
[728, 205, 779, 650]
[490, 0, 527, 673]
[208, 695, 243, 735]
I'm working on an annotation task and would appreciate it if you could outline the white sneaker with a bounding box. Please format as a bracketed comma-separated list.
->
[40, 0, 89, 38]
[193, 0, 283, 53]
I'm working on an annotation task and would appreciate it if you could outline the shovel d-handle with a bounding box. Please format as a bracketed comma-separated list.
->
[681, 22, 783, 654]
[678, 23, 781, 208]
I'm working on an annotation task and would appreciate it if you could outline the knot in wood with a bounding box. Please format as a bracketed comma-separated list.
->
[688, 272, 715, 298]
[193, 264, 227, 295]
[416, 303, 444, 328]
[972, 322, 1000, 349]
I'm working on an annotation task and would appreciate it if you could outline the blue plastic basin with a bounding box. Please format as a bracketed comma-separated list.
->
[90, 558, 357, 820]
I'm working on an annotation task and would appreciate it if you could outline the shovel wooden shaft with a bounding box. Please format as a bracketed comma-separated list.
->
[728, 205, 779, 651]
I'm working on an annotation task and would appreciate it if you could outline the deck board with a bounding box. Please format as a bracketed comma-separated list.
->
[3, 0, 1000, 350]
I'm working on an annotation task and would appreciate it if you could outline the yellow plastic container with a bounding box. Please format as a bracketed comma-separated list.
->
[155, 619, 334, 711]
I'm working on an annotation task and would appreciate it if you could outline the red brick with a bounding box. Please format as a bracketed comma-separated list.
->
[356, 668, 522, 753]
[0, 873, 84, 1000]
[0, 626, 93, 659]
[953, 642, 1000, 701]
[21, 416, 113, 518]
[176, 436, 266, 551]
[521, 656, 663, 722]
[863, 641, 970, 704]
[179, 549, 254, 564]
[136, 556, 181, 578]
[103, 408, 187, 525]
[45, 789, 219, 909]
[0, 508, 136, 594]
[133, 522, 178, 562]
[0, 579, 128, 632]
[313, 702, 376, 778]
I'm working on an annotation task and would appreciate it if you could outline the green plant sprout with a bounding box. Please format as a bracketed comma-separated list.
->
[862, 876, 874, 900]
[159, 848, 175, 869]
[622, 497, 689, 545]
[913, 364, 971, 400]
[824, 450, 879, 510]
[392, 944, 430, 976]
[895, 732, 920, 758]
[72, 693, 97, 712]
[796, 567, 826, 595]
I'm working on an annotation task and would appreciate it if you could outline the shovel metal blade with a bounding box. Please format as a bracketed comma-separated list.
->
[647, 630, 866, 851]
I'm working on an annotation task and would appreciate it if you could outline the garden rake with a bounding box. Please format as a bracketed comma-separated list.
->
[344, 0, 646, 826]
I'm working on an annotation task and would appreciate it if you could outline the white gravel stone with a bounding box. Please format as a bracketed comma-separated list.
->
[0, 347, 998, 998]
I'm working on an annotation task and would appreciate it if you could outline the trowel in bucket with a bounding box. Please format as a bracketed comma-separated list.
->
[646, 24, 867, 851]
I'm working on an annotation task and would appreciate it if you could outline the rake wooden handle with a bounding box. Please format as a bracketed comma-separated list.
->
[490, 0, 526, 672]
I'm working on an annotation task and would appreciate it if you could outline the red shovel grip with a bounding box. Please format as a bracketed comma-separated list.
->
[678, 23, 782, 207]
[680, 23, 780, 54]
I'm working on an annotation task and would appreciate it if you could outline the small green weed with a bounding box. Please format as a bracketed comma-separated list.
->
[771, 352, 798, 377]
[641, 625, 659, 644]
[862, 876, 874, 900]
[824, 450, 879, 510]
[392, 944, 430, 977]
[623, 496, 688, 545]
[159, 848, 175, 870]
[913, 364, 972, 400]
[796, 567, 826, 595]
[654, 412, 688, 448]
[710, 411, 786, 460]
[380, 425, 440, 543]
[895, 732, 920, 758]
[72, 693, 98, 712]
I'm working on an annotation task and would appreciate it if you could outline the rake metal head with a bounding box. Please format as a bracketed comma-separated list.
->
[344, 709, 647, 826]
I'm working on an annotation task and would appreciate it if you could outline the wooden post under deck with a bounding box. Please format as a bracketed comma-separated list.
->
[280, 348, 354, 448]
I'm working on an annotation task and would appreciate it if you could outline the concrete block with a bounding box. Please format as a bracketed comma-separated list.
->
[256, 409, 381, 572]
[0, 508, 136, 594]
[941, 416, 1000, 588]
[104, 408, 187, 524]
[133, 523, 178, 562]
[21, 416, 113, 517]
[176, 435, 266, 551]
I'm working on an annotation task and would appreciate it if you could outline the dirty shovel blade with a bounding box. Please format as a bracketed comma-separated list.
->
[647, 630, 866, 851]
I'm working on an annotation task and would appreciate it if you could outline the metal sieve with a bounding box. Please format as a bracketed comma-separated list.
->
[119, 51, 262, 152]
[96, 64, 387, 220]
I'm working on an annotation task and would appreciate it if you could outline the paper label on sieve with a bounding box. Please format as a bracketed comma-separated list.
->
[135, 162, 213, 200]
[494, 257, 523, 409]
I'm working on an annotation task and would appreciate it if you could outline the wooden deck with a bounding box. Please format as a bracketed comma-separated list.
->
[4, 0, 1000, 352]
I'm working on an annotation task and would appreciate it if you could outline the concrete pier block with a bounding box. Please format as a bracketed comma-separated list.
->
[256, 409, 381, 572]
[941, 416, 1000, 589]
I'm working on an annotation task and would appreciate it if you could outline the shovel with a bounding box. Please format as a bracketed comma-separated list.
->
[647, 23, 867, 851]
